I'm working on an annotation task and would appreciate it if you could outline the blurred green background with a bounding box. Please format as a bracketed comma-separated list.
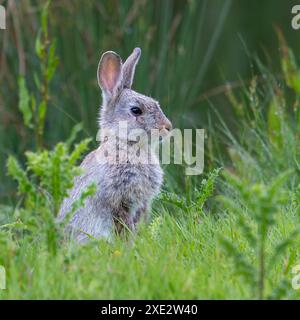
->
[0, 0, 299, 200]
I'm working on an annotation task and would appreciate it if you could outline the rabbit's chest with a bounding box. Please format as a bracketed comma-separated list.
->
[105, 163, 163, 206]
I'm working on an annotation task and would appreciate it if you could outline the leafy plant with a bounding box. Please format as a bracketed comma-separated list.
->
[159, 168, 221, 216]
[218, 169, 298, 299]
[7, 140, 94, 254]
[18, 1, 59, 149]
[6, 2, 95, 255]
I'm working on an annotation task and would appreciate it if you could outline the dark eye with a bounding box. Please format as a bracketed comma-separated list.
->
[130, 106, 143, 116]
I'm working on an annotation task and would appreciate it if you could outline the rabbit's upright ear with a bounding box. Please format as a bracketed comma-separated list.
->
[97, 51, 123, 101]
[122, 48, 141, 89]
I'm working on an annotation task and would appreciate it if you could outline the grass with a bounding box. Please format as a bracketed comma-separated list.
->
[0, 204, 299, 299]
[1, 1, 300, 300]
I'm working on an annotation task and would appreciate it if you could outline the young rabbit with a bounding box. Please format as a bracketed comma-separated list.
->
[58, 48, 172, 243]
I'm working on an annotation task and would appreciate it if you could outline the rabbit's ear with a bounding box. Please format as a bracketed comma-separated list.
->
[97, 51, 123, 100]
[122, 48, 141, 89]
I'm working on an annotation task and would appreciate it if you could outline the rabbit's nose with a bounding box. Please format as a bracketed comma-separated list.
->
[162, 119, 172, 132]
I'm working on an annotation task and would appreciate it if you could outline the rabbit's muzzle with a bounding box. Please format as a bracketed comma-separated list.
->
[158, 117, 172, 137]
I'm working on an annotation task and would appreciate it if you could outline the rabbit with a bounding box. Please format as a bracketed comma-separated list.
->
[58, 48, 172, 243]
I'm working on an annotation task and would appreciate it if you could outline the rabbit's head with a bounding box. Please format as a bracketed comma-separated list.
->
[97, 48, 172, 143]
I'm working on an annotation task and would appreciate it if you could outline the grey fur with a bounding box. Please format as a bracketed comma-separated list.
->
[58, 48, 172, 243]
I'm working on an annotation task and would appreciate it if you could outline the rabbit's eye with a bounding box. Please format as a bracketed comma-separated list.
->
[130, 106, 143, 116]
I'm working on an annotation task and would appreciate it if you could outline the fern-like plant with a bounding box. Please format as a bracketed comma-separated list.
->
[218, 169, 298, 299]
[18, 1, 59, 150]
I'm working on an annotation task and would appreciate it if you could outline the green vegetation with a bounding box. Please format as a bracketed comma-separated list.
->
[1, 1, 300, 299]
